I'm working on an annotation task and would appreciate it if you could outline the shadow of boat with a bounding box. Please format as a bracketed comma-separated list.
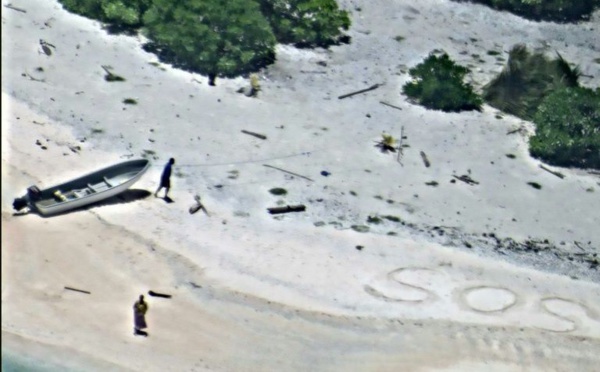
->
[13, 189, 152, 218]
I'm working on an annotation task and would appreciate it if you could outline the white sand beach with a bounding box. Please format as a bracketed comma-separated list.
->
[2, 0, 600, 370]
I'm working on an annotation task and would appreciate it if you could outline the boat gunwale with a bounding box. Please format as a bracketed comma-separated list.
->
[30, 159, 150, 215]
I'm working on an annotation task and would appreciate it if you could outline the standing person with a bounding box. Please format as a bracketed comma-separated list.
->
[155, 157, 175, 199]
[133, 294, 149, 336]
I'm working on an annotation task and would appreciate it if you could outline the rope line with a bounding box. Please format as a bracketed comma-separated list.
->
[151, 150, 316, 168]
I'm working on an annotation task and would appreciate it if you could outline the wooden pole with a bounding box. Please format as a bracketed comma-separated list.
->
[338, 83, 382, 99]
[397, 126, 405, 164]
[65, 286, 91, 294]
[241, 130, 267, 140]
[380, 101, 403, 111]
[4, 4, 27, 13]
[539, 164, 565, 179]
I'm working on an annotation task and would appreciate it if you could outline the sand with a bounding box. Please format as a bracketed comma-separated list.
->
[2, 0, 600, 370]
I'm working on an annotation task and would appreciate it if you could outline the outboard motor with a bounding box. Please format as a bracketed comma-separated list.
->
[13, 185, 42, 212]
[27, 185, 42, 201]
[13, 197, 28, 211]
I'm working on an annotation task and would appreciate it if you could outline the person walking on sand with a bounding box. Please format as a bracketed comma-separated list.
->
[133, 294, 149, 336]
[155, 157, 175, 199]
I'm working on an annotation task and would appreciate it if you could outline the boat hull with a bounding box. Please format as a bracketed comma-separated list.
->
[21, 159, 150, 216]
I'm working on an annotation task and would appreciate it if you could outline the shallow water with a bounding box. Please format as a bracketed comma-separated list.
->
[1, 349, 73, 372]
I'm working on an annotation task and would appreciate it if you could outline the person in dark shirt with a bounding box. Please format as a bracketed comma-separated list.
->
[155, 158, 175, 198]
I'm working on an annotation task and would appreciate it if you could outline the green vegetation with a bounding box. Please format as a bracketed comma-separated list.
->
[453, 0, 600, 22]
[143, 0, 276, 86]
[269, 187, 288, 195]
[403, 53, 483, 112]
[366, 215, 382, 224]
[484, 45, 599, 170]
[382, 215, 402, 223]
[60, 0, 151, 27]
[529, 87, 600, 169]
[123, 98, 138, 104]
[259, 0, 350, 47]
[483, 45, 580, 120]
[58, 0, 351, 85]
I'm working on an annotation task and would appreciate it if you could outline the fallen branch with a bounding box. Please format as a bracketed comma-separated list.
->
[24, 73, 45, 82]
[263, 164, 314, 182]
[5, 3, 26, 12]
[539, 164, 565, 179]
[588, 170, 600, 176]
[65, 286, 91, 294]
[453, 174, 479, 185]
[506, 128, 521, 135]
[380, 101, 403, 111]
[574, 241, 586, 251]
[300, 70, 326, 74]
[420, 151, 431, 168]
[148, 290, 172, 298]
[268, 205, 306, 214]
[338, 83, 382, 99]
[241, 129, 267, 140]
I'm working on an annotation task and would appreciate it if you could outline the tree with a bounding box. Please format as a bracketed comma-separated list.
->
[259, 0, 350, 47]
[143, 0, 276, 86]
[59, 0, 151, 27]
[402, 53, 482, 112]
[529, 87, 600, 169]
[452, 0, 600, 22]
[483, 45, 580, 120]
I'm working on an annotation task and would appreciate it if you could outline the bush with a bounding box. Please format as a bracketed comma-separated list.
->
[402, 53, 482, 112]
[259, 0, 351, 47]
[143, 0, 276, 85]
[483, 44, 580, 120]
[453, 0, 600, 22]
[59, 0, 151, 27]
[529, 87, 600, 169]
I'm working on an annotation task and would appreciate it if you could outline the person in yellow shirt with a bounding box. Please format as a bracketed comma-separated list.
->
[133, 294, 148, 336]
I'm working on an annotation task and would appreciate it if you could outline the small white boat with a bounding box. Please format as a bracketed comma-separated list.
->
[13, 159, 151, 216]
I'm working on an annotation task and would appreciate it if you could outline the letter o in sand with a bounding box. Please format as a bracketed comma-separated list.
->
[462, 286, 517, 313]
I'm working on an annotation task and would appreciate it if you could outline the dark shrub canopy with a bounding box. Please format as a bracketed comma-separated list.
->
[530, 87, 600, 170]
[403, 53, 482, 112]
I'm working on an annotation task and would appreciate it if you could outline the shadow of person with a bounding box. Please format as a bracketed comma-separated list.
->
[164, 196, 174, 203]
[134, 329, 149, 337]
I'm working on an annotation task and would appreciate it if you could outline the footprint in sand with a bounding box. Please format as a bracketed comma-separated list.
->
[461, 286, 517, 313]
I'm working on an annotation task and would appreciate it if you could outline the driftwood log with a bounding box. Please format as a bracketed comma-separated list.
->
[420, 151, 431, 168]
[5, 4, 27, 13]
[380, 101, 403, 111]
[453, 174, 479, 185]
[539, 164, 565, 179]
[241, 130, 267, 140]
[148, 290, 172, 298]
[65, 286, 91, 294]
[338, 83, 382, 99]
[268, 205, 306, 214]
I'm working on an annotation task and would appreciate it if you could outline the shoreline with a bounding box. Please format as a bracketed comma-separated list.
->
[3, 0, 600, 370]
